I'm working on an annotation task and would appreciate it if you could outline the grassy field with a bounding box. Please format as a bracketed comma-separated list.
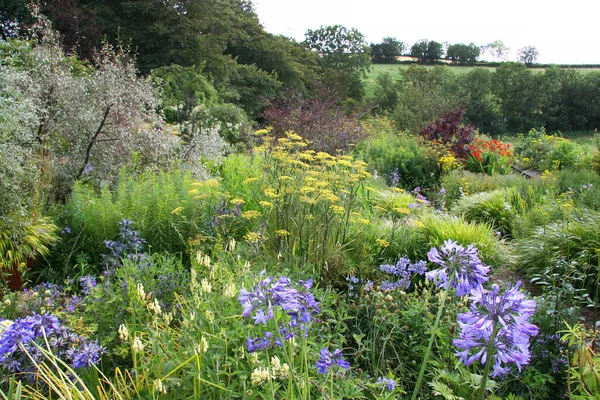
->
[364, 63, 600, 97]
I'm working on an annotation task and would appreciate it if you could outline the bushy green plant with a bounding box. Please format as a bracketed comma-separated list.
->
[514, 210, 600, 292]
[555, 168, 600, 210]
[451, 190, 517, 237]
[52, 170, 230, 272]
[441, 170, 544, 209]
[355, 132, 441, 189]
[416, 214, 508, 267]
[514, 128, 583, 172]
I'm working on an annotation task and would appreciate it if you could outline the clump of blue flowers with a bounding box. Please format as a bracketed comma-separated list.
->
[103, 219, 147, 270]
[316, 348, 350, 374]
[239, 275, 320, 352]
[426, 239, 490, 296]
[380, 257, 427, 291]
[0, 313, 104, 379]
[454, 282, 538, 378]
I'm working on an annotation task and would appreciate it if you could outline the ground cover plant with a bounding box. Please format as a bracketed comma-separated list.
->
[3, 8, 600, 400]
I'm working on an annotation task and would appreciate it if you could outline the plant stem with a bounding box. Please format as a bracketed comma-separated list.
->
[479, 324, 499, 400]
[411, 289, 449, 400]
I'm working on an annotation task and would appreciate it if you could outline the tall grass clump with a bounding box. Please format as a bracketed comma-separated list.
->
[555, 168, 600, 210]
[441, 170, 544, 208]
[416, 214, 508, 267]
[514, 210, 600, 291]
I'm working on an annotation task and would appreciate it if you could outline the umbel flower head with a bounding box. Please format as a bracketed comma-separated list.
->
[425, 240, 490, 296]
[454, 282, 538, 377]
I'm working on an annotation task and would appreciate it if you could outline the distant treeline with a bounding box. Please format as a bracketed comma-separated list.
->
[371, 63, 600, 134]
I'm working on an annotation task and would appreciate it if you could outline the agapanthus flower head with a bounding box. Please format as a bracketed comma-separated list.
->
[376, 376, 396, 392]
[0, 313, 104, 378]
[239, 276, 320, 352]
[379, 256, 427, 292]
[454, 282, 538, 377]
[316, 348, 350, 374]
[425, 240, 489, 296]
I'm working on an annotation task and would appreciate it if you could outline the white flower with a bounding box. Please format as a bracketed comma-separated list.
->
[201, 279, 212, 294]
[223, 282, 236, 298]
[118, 324, 129, 341]
[153, 379, 167, 394]
[196, 337, 209, 354]
[147, 298, 161, 315]
[251, 367, 271, 385]
[132, 337, 145, 354]
[137, 283, 145, 301]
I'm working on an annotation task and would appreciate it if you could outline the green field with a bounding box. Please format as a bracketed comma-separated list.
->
[364, 63, 600, 97]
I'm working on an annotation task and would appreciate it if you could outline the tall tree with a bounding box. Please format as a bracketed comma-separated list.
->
[517, 46, 539, 67]
[371, 37, 406, 63]
[482, 40, 510, 61]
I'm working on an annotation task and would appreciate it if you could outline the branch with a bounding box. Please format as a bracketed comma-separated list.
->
[76, 103, 114, 179]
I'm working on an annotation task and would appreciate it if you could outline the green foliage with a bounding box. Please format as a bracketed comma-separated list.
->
[514, 209, 600, 291]
[0, 216, 58, 272]
[54, 170, 227, 271]
[441, 170, 545, 208]
[451, 190, 518, 237]
[410, 40, 444, 63]
[371, 37, 406, 64]
[446, 43, 481, 64]
[392, 65, 459, 133]
[417, 214, 508, 267]
[354, 131, 441, 189]
[514, 128, 584, 171]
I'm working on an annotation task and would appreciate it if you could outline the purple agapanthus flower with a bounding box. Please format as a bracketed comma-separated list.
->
[425, 240, 489, 296]
[316, 348, 350, 374]
[239, 276, 320, 352]
[379, 256, 427, 292]
[0, 313, 104, 378]
[454, 282, 538, 377]
[376, 376, 396, 392]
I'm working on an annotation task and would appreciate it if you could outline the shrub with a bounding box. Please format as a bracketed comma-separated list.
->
[441, 170, 544, 209]
[451, 190, 517, 237]
[418, 109, 476, 159]
[354, 132, 441, 189]
[514, 128, 583, 171]
[263, 87, 367, 154]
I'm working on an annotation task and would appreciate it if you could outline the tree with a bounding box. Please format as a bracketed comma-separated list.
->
[410, 39, 443, 63]
[371, 37, 406, 63]
[304, 25, 371, 100]
[517, 46, 539, 67]
[482, 40, 510, 61]
[446, 43, 481, 64]
[304, 25, 371, 73]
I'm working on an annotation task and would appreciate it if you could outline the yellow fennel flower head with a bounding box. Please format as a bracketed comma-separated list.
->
[285, 131, 303, 141]
[188, 188, 199, 195]
[330, 205, 346, 215]
[243, 177, 258, 184]
[259, 200, 273, 208]
[230, 198, 245, 205]
[254, 128, 272, 136]
[171, 206, 184, 215]
[278, 175, 293, 181]
[264, 188, 279, 198]
[244, 231, 261, 244]
[337, 159, 353, 168]
[203, 179, 220, 188]
[275, 229, 290, 236]
[393, 207, 411, 215]
[376, 238, 390, 247]
[241, 210, 261, 219]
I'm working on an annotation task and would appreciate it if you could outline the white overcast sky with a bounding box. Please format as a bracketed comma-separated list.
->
[253, 0, 600, 64]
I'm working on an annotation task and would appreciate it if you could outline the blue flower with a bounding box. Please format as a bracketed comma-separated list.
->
[425, 240, 489, 296]
[454, 282, 538, 377]
[376, 376, 396, 392]
[316, 348, 350, 374]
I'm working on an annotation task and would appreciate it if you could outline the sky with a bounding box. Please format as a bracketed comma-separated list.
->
[253, 0, 600, 65]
